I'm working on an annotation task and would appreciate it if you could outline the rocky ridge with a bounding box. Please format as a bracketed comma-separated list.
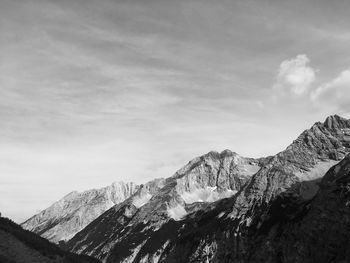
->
[158, 153, 350, 263]
[65, 150, 262, 261]
[139, 114, 350, 262]
[250, 153, 350, 262]
[21, 181, 138, 243]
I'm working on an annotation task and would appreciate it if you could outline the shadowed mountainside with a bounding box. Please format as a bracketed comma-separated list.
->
[0, 216, 100, 263]
[158, 153, 350, 263]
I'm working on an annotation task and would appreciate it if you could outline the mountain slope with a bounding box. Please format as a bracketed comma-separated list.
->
[248, 153, 350, 262]
[67, 115, 350, 262]
[21, 181, 138, 243]
[139, 153, 350, 263]
[65, 150, 262, 261]
[142, 115, 350, 262]
[0, 215, 100, 263]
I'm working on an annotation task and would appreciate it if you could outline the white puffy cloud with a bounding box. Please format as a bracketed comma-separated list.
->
[311, 69, 350, 113]
[275, 54, 316, 95]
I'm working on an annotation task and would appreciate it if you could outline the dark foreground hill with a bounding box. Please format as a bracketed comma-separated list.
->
[0, 216, 100, 263]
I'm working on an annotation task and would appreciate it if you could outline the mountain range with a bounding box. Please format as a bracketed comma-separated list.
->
[19, 115, 350, 263]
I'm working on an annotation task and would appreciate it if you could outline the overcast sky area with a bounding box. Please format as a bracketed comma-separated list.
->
[1, 0, 350, 222]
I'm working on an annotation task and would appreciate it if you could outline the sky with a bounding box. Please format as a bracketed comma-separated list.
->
[1, 0, 350, 222]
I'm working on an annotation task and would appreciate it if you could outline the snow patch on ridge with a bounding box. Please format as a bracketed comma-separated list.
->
[180, 187, 237, 204]
[167, 204, 187, 221]
[240, 164, 261, 176]
[132, 193, 152, 208]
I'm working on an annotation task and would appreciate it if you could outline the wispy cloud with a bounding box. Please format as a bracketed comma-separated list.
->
[311, 70, 350, 115]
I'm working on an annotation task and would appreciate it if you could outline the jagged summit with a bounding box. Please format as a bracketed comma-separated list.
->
[284, 114, 350, 163]
[205, 149, 238, 158]
[324, 114, 350, 129]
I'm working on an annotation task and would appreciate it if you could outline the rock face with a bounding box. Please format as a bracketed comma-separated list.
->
[159, 153, 350, 263]
[21, 181, 138, 243]
[64, 115, 350, 263]
[0, 215, 100, 263]
[138, 115, 350, 263]
[249, 153, 350, 262]
[65, 150, 262, 261]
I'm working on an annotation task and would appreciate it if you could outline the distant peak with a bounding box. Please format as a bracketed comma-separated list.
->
[205, 149, 238, 158]
[63, 191, 78, 199]
[325, 114, 342, 122]
[220, 149, 237, 157]
[111, 181, 138, 187]
[323, 114, 350, 129]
